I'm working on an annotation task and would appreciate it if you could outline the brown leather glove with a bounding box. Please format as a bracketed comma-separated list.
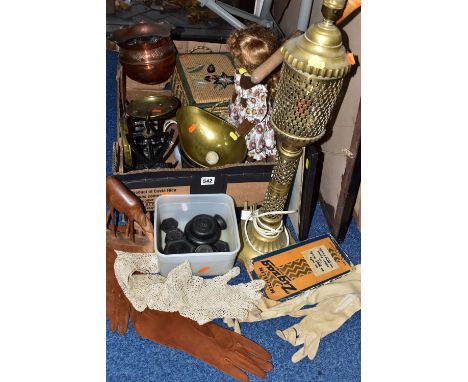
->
[106, 245, 131, 335]
[132, 308, 273, 382]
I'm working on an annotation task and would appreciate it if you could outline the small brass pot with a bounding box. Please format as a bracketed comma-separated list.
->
[111, 22, 177, 85]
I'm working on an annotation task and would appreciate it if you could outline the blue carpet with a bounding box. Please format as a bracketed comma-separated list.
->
[106, 50, 361, 381]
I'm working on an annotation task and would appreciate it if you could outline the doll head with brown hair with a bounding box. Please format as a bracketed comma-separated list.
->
[226, 25, 281, 102]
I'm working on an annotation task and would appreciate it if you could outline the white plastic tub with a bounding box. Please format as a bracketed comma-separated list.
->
[154, 194, 241, 276]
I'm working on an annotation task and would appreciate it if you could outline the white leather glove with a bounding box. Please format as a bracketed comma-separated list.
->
[224, 265, 361, 334]
[276, 293, 361, 363]
[114, 251, 265, 325]
[245, 264, 361, 322]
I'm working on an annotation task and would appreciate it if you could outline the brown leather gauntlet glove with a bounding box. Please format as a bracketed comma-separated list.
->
[132, 308, 273, 382]
[106, 245, 131, 335]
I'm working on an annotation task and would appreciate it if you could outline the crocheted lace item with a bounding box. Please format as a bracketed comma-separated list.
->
[114, 251, 265, 325]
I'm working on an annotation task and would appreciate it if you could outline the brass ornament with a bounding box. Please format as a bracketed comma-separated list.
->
[119, 117, 134, 168]
[126, 95, 180, 121]
[176, 106, 247, 168]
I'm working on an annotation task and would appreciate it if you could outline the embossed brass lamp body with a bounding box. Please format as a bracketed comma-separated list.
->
[240, 0, 352, 262]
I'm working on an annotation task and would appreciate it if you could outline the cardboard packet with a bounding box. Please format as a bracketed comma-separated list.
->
[252, 234, 352, 301]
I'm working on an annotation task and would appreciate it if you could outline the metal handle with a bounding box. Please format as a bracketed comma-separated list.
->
[189, 46, 213, 54]
[209, 101, 225, 113]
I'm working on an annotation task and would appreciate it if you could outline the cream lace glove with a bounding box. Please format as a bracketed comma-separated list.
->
[276, 293, 361, 363]
[114, 251, 265, 325]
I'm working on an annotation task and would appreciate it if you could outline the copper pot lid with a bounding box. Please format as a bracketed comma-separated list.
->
[126, 95, 180, 120]
[110, 22, 171, 46]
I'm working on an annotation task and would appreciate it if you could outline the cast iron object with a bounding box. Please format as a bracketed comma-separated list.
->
[165, 239, 195, 255]
[194, 244, 214, 253]
[126, 131, 173, 168]
[110, 22, 177, 84]
[165, 228, 184, 243]
[124, 95, 180, 170]
[213, 240, 230, 252]
[213, 214, 227, 230]
[176, 106, 247, 168]
[161, 217, 178, 233]
[184, 214, 226, 246]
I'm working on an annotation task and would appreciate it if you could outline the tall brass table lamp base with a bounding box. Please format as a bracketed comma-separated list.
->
[238, 0, 352, 264]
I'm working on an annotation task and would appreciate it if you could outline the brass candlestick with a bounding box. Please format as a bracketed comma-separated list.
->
[240, 0, 352, 264]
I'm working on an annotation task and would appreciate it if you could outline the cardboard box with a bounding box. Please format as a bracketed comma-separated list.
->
[113, 161, 274, 212]
[112, 40, 319, 239]
[112, 41, 274, 211]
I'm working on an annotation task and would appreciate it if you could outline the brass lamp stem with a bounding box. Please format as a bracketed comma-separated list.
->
[260, 141, 302, 226]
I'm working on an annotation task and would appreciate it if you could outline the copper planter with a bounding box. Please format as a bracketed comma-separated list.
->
[111, 22, 177, 85]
